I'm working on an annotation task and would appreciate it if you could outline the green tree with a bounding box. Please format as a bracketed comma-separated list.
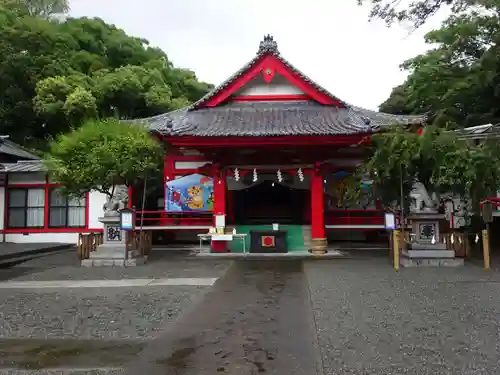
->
[44, 118, 164, 199]
[33, 64, 196, 125]
[379, 11, 500, 128]
[349, 126, 500, 214]
[1, 0, 69, 18]
[0, 6, 212, 147]
[356, 0, 488, 27]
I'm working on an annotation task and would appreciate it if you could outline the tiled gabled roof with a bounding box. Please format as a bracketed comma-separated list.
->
[127, 35, 426, 137]
[452, 123, 500, 139]
[0, 138, 39, 160]
[139, 101, 425, 137]
[1, 160, 45, 173]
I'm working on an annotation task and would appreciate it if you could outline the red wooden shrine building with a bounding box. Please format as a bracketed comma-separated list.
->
[130, 35, 425, 253]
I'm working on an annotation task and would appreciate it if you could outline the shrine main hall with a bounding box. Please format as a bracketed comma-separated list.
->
[129, 35, 425, 254]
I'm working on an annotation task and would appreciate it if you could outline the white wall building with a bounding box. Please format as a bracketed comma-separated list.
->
[0, 161, 106, 244]
[0, 138, 106, 244]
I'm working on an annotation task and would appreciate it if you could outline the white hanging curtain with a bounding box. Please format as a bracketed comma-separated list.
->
[68, 196, 85, 227]
[26, 189, 45, 227]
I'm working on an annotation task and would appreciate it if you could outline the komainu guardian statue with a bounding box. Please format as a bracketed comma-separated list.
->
[103, 185, 129, 216]
[410, 182, 439, 213]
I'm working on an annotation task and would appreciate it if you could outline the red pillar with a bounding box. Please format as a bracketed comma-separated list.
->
[211, 168, 227, 252]
[161, 151, 175, 226]
[310, 167, 327, 253]
[127, 186, 133, 208]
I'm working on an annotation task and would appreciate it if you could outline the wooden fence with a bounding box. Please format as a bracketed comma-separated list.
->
[77, 232, 103, 260]
[391, 230, 474, 259]
[78, 230, 152, 260]
[126, 230, 153, 257]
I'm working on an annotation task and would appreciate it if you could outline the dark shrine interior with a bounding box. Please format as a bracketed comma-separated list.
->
[233, 180, 308, 225]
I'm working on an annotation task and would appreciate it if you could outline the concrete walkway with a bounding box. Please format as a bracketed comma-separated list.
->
[0, 277, 218, 289]
[0, 242, 73, 266]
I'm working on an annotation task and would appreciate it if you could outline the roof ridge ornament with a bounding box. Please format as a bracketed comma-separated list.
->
[258, 34, 279, 54]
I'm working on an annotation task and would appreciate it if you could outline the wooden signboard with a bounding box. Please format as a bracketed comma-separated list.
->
[482, 201, 494, 223]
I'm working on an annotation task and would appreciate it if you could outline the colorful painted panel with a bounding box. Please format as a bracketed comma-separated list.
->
[326, 171, 375, 209]
[165, 174, 214, 212]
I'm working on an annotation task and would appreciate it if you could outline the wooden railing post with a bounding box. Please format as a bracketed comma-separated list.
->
[464, 233, 470, 258]
[77, 233, 83, 259]
[393, 230, 400, 271]
[482, 228, 491, 270]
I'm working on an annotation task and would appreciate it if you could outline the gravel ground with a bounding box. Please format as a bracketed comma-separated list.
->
[0, 251, 231, 281]
[0, 286, 209, 340]
[0, 371, 123, 375]
[4, 253, 500, 374]
[305, 259, 500, 375]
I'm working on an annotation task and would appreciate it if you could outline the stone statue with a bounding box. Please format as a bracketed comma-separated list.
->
[103, 185, 129, 217]
[410, 182, 439, 213]
[442, 197, 470, 228]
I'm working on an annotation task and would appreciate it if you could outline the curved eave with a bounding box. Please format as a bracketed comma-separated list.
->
[125, 103, 426, 138]
[351, 106, 427, 130]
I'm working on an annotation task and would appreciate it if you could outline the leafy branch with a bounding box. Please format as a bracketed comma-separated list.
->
[349, 125, 500, 215]
[44, 118, 164, 199]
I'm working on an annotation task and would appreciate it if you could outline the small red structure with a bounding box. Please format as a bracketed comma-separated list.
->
[130, 35, 426, 253]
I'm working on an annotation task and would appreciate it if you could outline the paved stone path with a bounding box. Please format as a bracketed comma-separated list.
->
[123, 260, 318, 375]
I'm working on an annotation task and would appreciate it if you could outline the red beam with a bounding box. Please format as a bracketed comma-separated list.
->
[2, 228, 104, 234]
[164, 134, 371, 148]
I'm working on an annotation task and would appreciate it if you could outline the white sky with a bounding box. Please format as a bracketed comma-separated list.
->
[69, 0, 448, 110]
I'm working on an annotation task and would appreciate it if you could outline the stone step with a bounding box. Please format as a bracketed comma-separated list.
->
[89, 249, 142, 259]
[81, 257, 146, 267]
[403, 249, 455, 259]
[400, 256, 464, 268]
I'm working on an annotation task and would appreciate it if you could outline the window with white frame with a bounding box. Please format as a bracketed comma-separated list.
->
[7, 188, 45, 228]
[48, 189, 86, 228]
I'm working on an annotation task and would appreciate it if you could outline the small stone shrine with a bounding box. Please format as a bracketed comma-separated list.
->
[81, 185, 146, 267]
[400, 182, 464, 267]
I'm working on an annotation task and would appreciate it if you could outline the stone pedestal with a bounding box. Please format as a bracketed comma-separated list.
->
[401, 213, 463, 267]
[310, 238, 327, 255]
[81, 216, 146, 267]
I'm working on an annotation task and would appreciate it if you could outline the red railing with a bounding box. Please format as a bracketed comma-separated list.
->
[131, 209, 386, 229]
[133, 210, 212, 228]
[325, 209, 385, 228]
